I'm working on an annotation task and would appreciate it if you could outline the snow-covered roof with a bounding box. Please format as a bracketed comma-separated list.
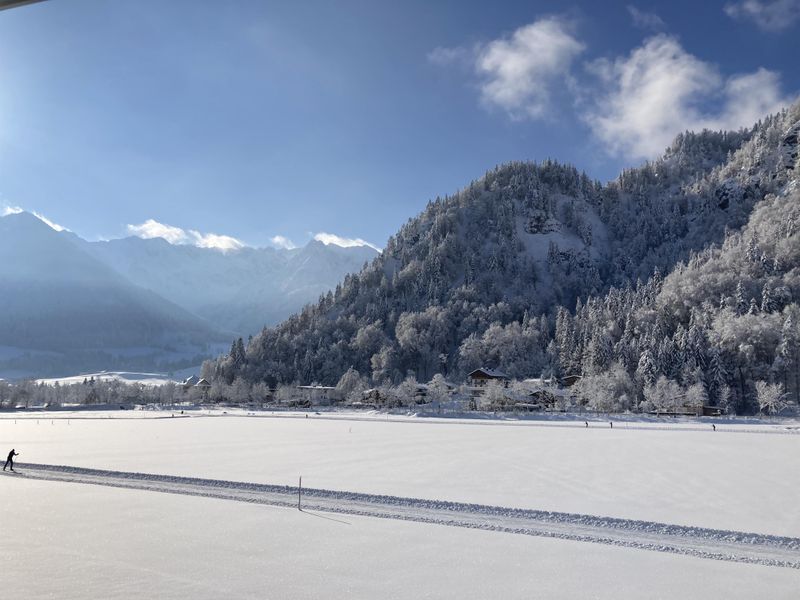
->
[183, 375, 199, 385]
[469, 368, 509, 379]
[195, 378, 211, 387]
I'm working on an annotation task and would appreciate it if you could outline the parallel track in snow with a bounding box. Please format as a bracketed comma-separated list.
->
[15, 463, 800, 569]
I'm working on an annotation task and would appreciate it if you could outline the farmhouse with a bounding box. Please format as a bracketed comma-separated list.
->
[182, 375, 200, 390]
[468, 368, 509, 388]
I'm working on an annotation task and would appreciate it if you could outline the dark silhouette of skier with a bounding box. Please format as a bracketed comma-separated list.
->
[609, 421, 613, 429]
[3, 449, 19, 472]
[712, 424, 716, 432]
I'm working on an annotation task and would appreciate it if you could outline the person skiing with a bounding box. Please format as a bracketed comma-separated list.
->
[3, 449, 19, 472]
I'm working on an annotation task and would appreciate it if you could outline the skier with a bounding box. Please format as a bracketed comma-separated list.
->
[3, 449, 19, 472]
[609, 421, 613, 429]
[712, 424, 716, 432]
[584, 421, 588, 428]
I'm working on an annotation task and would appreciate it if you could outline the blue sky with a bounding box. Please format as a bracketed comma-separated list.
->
[0, 0, 798, 250]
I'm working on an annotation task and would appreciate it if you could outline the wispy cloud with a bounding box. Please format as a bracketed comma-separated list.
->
[1, 205, 23, 216]
[627, 6, 666, 30]
[582, 35, 793, 160]
[313, 232, 381, 252]
[270, 235, 297, 250]
[724, 0, 800, 32]
[127, 219, 188, 244]
[430, 16, 585, 119]
[188, 230, 245, 252]
[2, 205, 68, 231]
[127, 219, 245, 253]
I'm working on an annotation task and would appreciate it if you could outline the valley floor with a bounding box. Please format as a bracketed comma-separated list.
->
[0, 411, 797, 598]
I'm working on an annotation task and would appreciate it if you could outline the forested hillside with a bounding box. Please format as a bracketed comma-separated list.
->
[209, 102, 800, 414]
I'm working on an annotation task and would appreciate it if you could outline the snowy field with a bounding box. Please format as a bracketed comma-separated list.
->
[35, 370, 183, 387]
[0, 411, 798, 598]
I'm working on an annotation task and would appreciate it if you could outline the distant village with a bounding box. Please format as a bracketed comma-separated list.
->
[178, 368, 725, 416]
[0, 367, 733, 416]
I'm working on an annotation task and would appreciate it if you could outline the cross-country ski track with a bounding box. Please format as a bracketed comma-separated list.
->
[10, 462, 800, 569]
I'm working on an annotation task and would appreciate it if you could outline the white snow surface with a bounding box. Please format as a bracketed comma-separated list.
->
[2, 477, 795, 600]
[36, 371, 181, 387]
[0, 411, 798, 598]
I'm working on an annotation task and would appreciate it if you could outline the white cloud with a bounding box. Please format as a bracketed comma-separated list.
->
[313, 232, 381, 252]
[270, 235, 297, 250]
[627, 6, 665, 30]
[476, 17, 585, 119]
[2, 205, 23, 216]
[724, 0, 800, 32]
[127, 219, 245, 252]
[718, 68, 790, 128]
[127, 219, 189, 244]
[431, 16, 585, 119]
[188, 230, 245, 253]
[583, 35, 793, 160]
[2, 205, 67, 231]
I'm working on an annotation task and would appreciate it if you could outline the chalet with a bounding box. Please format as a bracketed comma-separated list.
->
[182, 375, 200, 391]
[296, 385, 342, 406]
[193, 378, 212, 400]
[468, 368, 509, 388]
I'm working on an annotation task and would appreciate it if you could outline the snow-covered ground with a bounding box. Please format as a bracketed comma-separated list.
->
[36, 370, 182, 387]
[0, 411, 797, 598]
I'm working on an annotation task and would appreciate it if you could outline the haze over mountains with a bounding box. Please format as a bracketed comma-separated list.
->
[75, 234, 378, 335]
[0, 214, 378, 378]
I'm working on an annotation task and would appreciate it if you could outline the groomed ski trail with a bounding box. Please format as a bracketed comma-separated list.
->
[17, 462, 800, 569]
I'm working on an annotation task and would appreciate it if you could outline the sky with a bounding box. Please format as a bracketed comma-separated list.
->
[0, 0, 798, 251]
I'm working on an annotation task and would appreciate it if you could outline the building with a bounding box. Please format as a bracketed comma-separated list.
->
[296, 385, 343, 405]
[518, 377, 574, 411]
[559, 374, 582, 387]
[182, 375, 200, 391]
[193, 378, 212, 400]
[467, 368, 509, 388]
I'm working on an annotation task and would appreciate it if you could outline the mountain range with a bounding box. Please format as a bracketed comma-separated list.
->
[209, 101, 800, 414]
[0, 214, 378, 378]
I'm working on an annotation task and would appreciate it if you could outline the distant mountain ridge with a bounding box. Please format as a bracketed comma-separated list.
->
[0, 212, 227, 378]
[0, 215, 378, 378]
[75, 235, 378, 335]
